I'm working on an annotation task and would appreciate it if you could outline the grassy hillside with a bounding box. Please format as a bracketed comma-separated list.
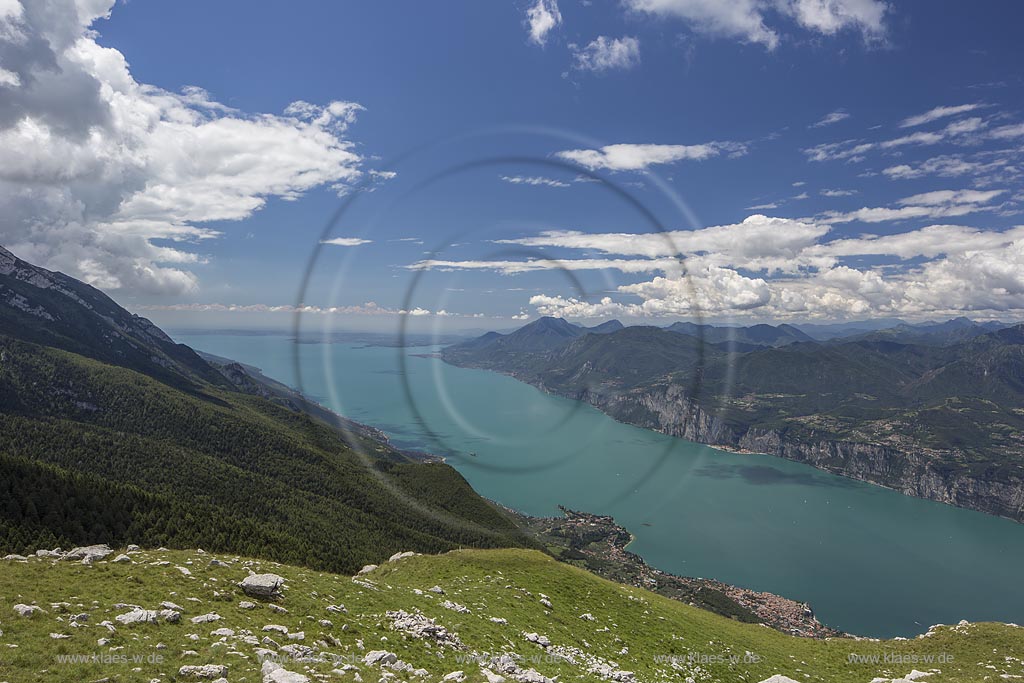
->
[0, 336, 532, 569]
[2, 547, 1020, 683]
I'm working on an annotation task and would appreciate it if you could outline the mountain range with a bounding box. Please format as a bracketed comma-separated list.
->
[443, 316, 1024, 522]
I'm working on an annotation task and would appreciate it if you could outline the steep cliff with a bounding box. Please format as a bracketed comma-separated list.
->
[539, 379, 1024, 523]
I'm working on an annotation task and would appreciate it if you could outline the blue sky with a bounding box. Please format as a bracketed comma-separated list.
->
[2, 0, 1023, 330]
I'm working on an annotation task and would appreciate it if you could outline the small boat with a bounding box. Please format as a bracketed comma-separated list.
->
[469, 452, 478, 457]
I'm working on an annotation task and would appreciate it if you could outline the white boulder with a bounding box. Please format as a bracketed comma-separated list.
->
[179, 664, 229, 679]
[262, 660, 310, 683]
[115, 608, 160, 625]
[63, 545, 113, 562]
[190, 613, 222, 624]
[239, 573, 285, 597]
[387, 551, 416, 562]
[13, 604, 42, 617]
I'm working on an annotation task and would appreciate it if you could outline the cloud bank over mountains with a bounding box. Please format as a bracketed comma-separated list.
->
[414, 208, 1024, 321]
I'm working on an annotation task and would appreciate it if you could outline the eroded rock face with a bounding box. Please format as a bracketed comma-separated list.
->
[565, 382, 1024, 522]
[239, 573, 286, 597]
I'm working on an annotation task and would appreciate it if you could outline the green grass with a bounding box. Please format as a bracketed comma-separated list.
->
[1, 548, 1020, 683]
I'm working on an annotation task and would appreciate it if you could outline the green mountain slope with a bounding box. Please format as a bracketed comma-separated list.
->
[2, 547, 1020, 683]
[0, 245, 532, 568]
[0, 246, 226, 391]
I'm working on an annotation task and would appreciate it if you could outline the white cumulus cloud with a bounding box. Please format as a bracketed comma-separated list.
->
[413, 213, 1024, 321]
[0, 0, 368, 295]
[525, 0, 562, 45]
[571, 36, 641, 72]
[555, 141, 746, 171]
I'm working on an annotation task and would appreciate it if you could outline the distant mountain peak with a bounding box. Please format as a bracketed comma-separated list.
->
[532, 315, 579, 330]
[588, 319, 625, 334]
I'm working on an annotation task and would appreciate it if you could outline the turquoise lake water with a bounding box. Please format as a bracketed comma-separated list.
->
[176, 332, 1024, 638]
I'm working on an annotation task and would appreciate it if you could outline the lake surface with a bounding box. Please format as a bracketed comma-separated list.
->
[176, 332, 1024, 638]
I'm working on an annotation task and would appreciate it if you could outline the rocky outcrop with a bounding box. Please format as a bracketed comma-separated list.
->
[63, 544, 114, 563]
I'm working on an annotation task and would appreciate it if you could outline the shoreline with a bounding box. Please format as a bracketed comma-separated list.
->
[441, 356, 1024, 525]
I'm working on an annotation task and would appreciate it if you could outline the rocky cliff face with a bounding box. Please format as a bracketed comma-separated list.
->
[531, 378, 1024, 523]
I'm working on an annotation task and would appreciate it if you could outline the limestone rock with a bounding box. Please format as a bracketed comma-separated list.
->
[482, 669, 506, 683]
[523, 632, 551, 648]
[116, 608, 160, 625]
[159, 609, 181, 623]
[387, 551, 416, 562]
[190, 613, 222, 624]
[441, 600, 470, 613]
[13, 604, 42, 617]
[178, 664, 229, 679]
[364, 650, 398, 666]
[63, 545, 113, 562]
[239, 573, 285, 598]
[262, 660, 310, 683]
